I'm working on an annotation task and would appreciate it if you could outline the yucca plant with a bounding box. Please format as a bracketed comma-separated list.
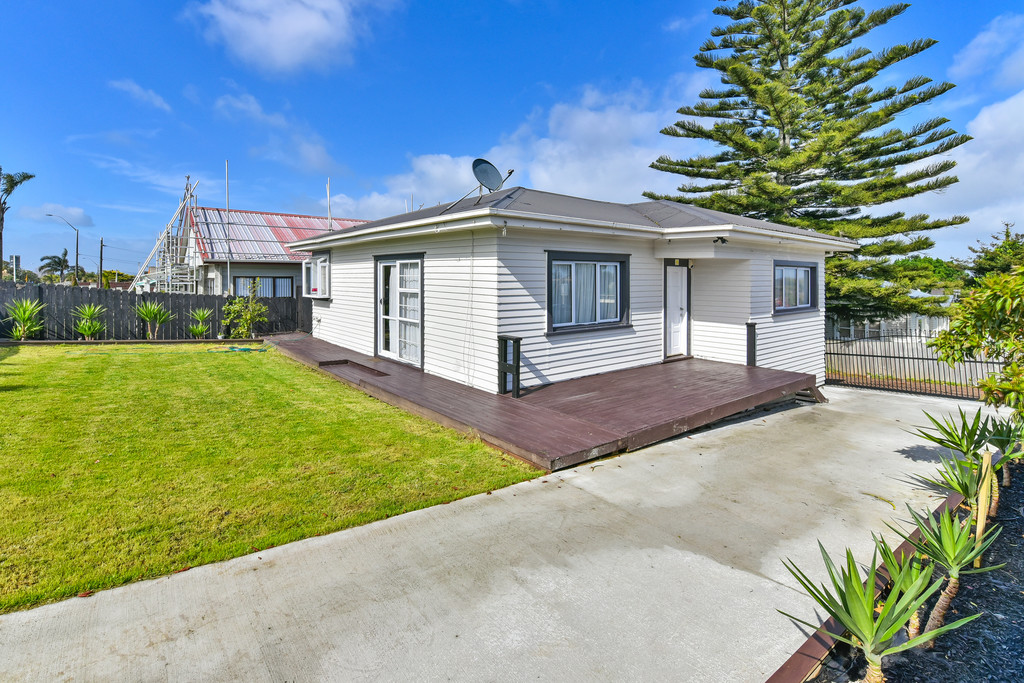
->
[72, 303, 106, 341]
[875, 535, 928, 640]
[914, 408, 1001, 515]
[888, 507, 1002, 649]
[988, 414, 1023, 487]
[3, 299, 45, 340]
[189, 307, 213, 339]
[924, 455, 984, 519]
[134, 301, 173, 339]
[780, 543, 976, 683]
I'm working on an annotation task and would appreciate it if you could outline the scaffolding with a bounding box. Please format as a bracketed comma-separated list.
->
[131, 178, 200, 293]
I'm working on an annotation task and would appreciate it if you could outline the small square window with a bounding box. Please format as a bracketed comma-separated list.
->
[773, 262, 816, 313]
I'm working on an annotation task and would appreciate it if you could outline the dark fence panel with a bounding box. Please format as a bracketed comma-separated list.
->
[0, 282, 303, 340]
[825, 330, 1000, 399]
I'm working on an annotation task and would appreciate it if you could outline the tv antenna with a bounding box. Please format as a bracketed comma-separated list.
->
[439, 158, 514, 215]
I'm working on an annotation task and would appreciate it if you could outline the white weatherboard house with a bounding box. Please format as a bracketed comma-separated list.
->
[289, 187, 857, 394]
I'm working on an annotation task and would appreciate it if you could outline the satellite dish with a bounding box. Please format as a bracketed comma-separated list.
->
[472, 158, 504, 192]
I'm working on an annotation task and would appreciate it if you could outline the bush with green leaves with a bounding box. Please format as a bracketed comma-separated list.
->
[3, 299, 45, 340]
[188, 307, 214, 339]
[780, 542, 977, 683]
[222, 280, 268, 339]
[72, 303, 106, 341]
[134, 301, 173, 339]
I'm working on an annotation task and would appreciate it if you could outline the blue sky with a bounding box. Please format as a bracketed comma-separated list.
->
[3, 0, 1023, 276]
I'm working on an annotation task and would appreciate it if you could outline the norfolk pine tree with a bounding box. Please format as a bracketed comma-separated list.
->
[646, 1, 970, 321]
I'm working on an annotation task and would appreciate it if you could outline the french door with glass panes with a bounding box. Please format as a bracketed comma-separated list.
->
[377, 258, 421, 365]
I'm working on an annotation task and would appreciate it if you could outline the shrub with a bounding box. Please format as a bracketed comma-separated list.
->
[134, 301, 173, 339]
[222, 280, 268, 339]
[73, 303, 106, 341]
[3, 299, 45, 341]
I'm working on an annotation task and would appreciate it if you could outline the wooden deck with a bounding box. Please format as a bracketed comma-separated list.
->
[271, 335, 818, 471]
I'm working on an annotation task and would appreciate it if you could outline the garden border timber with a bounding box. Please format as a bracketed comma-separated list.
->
[0, 338, 265, 346]
[766, 490, 966, 683]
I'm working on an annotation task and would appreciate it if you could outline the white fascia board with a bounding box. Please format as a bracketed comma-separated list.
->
[661, 224, 857, 251]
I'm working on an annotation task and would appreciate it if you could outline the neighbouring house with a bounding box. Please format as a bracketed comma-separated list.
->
[827, 289, 958, 339]
[288, 187, 857, 394]
[188, 207, 366, 296]
[135, 205, 365, 295]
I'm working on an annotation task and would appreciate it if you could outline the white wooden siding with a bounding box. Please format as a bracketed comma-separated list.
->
[313, 232, 500, 391]
[496, 231, 664, 387]
[748, 250, 827, 384]
[689, 259, 750, 365]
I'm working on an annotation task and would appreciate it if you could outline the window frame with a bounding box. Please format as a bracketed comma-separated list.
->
[773, 260, 818, 315]
[302, 252, 331, 299]
[234, 276, 294, 298]
[546, 250, 630, 334]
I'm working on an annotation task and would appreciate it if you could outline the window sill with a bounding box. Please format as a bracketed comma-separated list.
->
[546, 322, 633, 337]
[772, 307, 819, 317]
[305, 295, 332, 301]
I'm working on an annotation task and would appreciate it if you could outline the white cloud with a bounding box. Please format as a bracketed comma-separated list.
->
[19, 204, 95, 227]
[312, 78, 711, 221]
[949, 13, 1024, 87]
[215, 92, 288, 127]
[108, 79, 172, 112]
[87, 154, 206, 195]
[663, 13, 705, 33]
[189, 0, 389, 74]
[881, 87, 1024, 260]
[215, 90, 338, 174]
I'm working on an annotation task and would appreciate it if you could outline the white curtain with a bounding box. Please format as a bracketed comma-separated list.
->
[575, 263, 596, 323]
[599, 264, 617, 320]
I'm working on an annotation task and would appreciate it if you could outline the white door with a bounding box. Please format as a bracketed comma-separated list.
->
[665, 264, 689, 356]
[378, 259, 421, 364]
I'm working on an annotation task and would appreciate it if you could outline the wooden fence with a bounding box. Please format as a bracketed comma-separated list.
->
[0, 282, 312, 341]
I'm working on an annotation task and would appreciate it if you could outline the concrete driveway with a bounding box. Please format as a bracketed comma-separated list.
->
[0, 387, 988, 681]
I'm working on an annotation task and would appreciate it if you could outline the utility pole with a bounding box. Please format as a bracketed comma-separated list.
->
[46, 213, 79, 286]
[99, 238, 104, 288]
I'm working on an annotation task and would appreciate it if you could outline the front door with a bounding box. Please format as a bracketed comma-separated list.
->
[377, 258, 421, 365]
[665, 263, 689, 357]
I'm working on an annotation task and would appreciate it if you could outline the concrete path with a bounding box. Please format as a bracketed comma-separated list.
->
[0, 388, 988, 682]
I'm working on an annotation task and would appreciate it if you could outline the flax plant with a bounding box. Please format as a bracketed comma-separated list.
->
[188, 307, 214, 339]
[888, 507, 1002, 649]
[780, 543, 975, 683]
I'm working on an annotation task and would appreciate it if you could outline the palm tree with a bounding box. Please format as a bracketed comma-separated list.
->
[0, 165, 36, 273]
[39, 249, 70, 282]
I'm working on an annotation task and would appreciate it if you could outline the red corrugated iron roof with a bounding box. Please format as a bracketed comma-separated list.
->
[190, 207, 366, 262]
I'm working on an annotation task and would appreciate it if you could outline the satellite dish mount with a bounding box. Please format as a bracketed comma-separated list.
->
[439, 158, 514, 214]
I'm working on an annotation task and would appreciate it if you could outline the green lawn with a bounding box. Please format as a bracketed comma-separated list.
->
[0, 344, 537, 613]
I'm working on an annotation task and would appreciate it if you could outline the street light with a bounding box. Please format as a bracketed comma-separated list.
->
[46, 213, 78, 285]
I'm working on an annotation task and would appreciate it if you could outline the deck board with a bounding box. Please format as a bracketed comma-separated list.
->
[271, 335, 817, 470]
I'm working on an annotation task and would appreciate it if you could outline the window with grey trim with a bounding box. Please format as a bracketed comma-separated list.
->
[234, 276, 294, 298]
[548, 251, 629, 330]
[774, 262, 817, 312]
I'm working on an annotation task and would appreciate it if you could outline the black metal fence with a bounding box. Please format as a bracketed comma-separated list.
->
[825, 330, 1000, 399]
[0, 282, 312, 341]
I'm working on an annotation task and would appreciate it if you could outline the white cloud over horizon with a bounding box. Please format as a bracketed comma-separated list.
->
[19, 204, 96, 227]
[108, 79, 172, 112]
[312, 78, 708, 221]
[949, 13, 1024, 88]
[189, 0, 389, 74]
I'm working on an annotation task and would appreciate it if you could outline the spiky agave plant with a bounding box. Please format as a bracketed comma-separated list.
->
[134, 301, 173, 339]
[888, 506, 1002, 648]
[3, 299, 45, 340]
[780, 543, 977, 683]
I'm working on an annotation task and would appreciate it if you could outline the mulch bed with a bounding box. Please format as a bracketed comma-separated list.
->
[809, 462, 1024, 682]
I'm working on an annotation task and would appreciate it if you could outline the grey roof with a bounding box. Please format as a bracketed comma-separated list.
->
[310, 187, 857, 246]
